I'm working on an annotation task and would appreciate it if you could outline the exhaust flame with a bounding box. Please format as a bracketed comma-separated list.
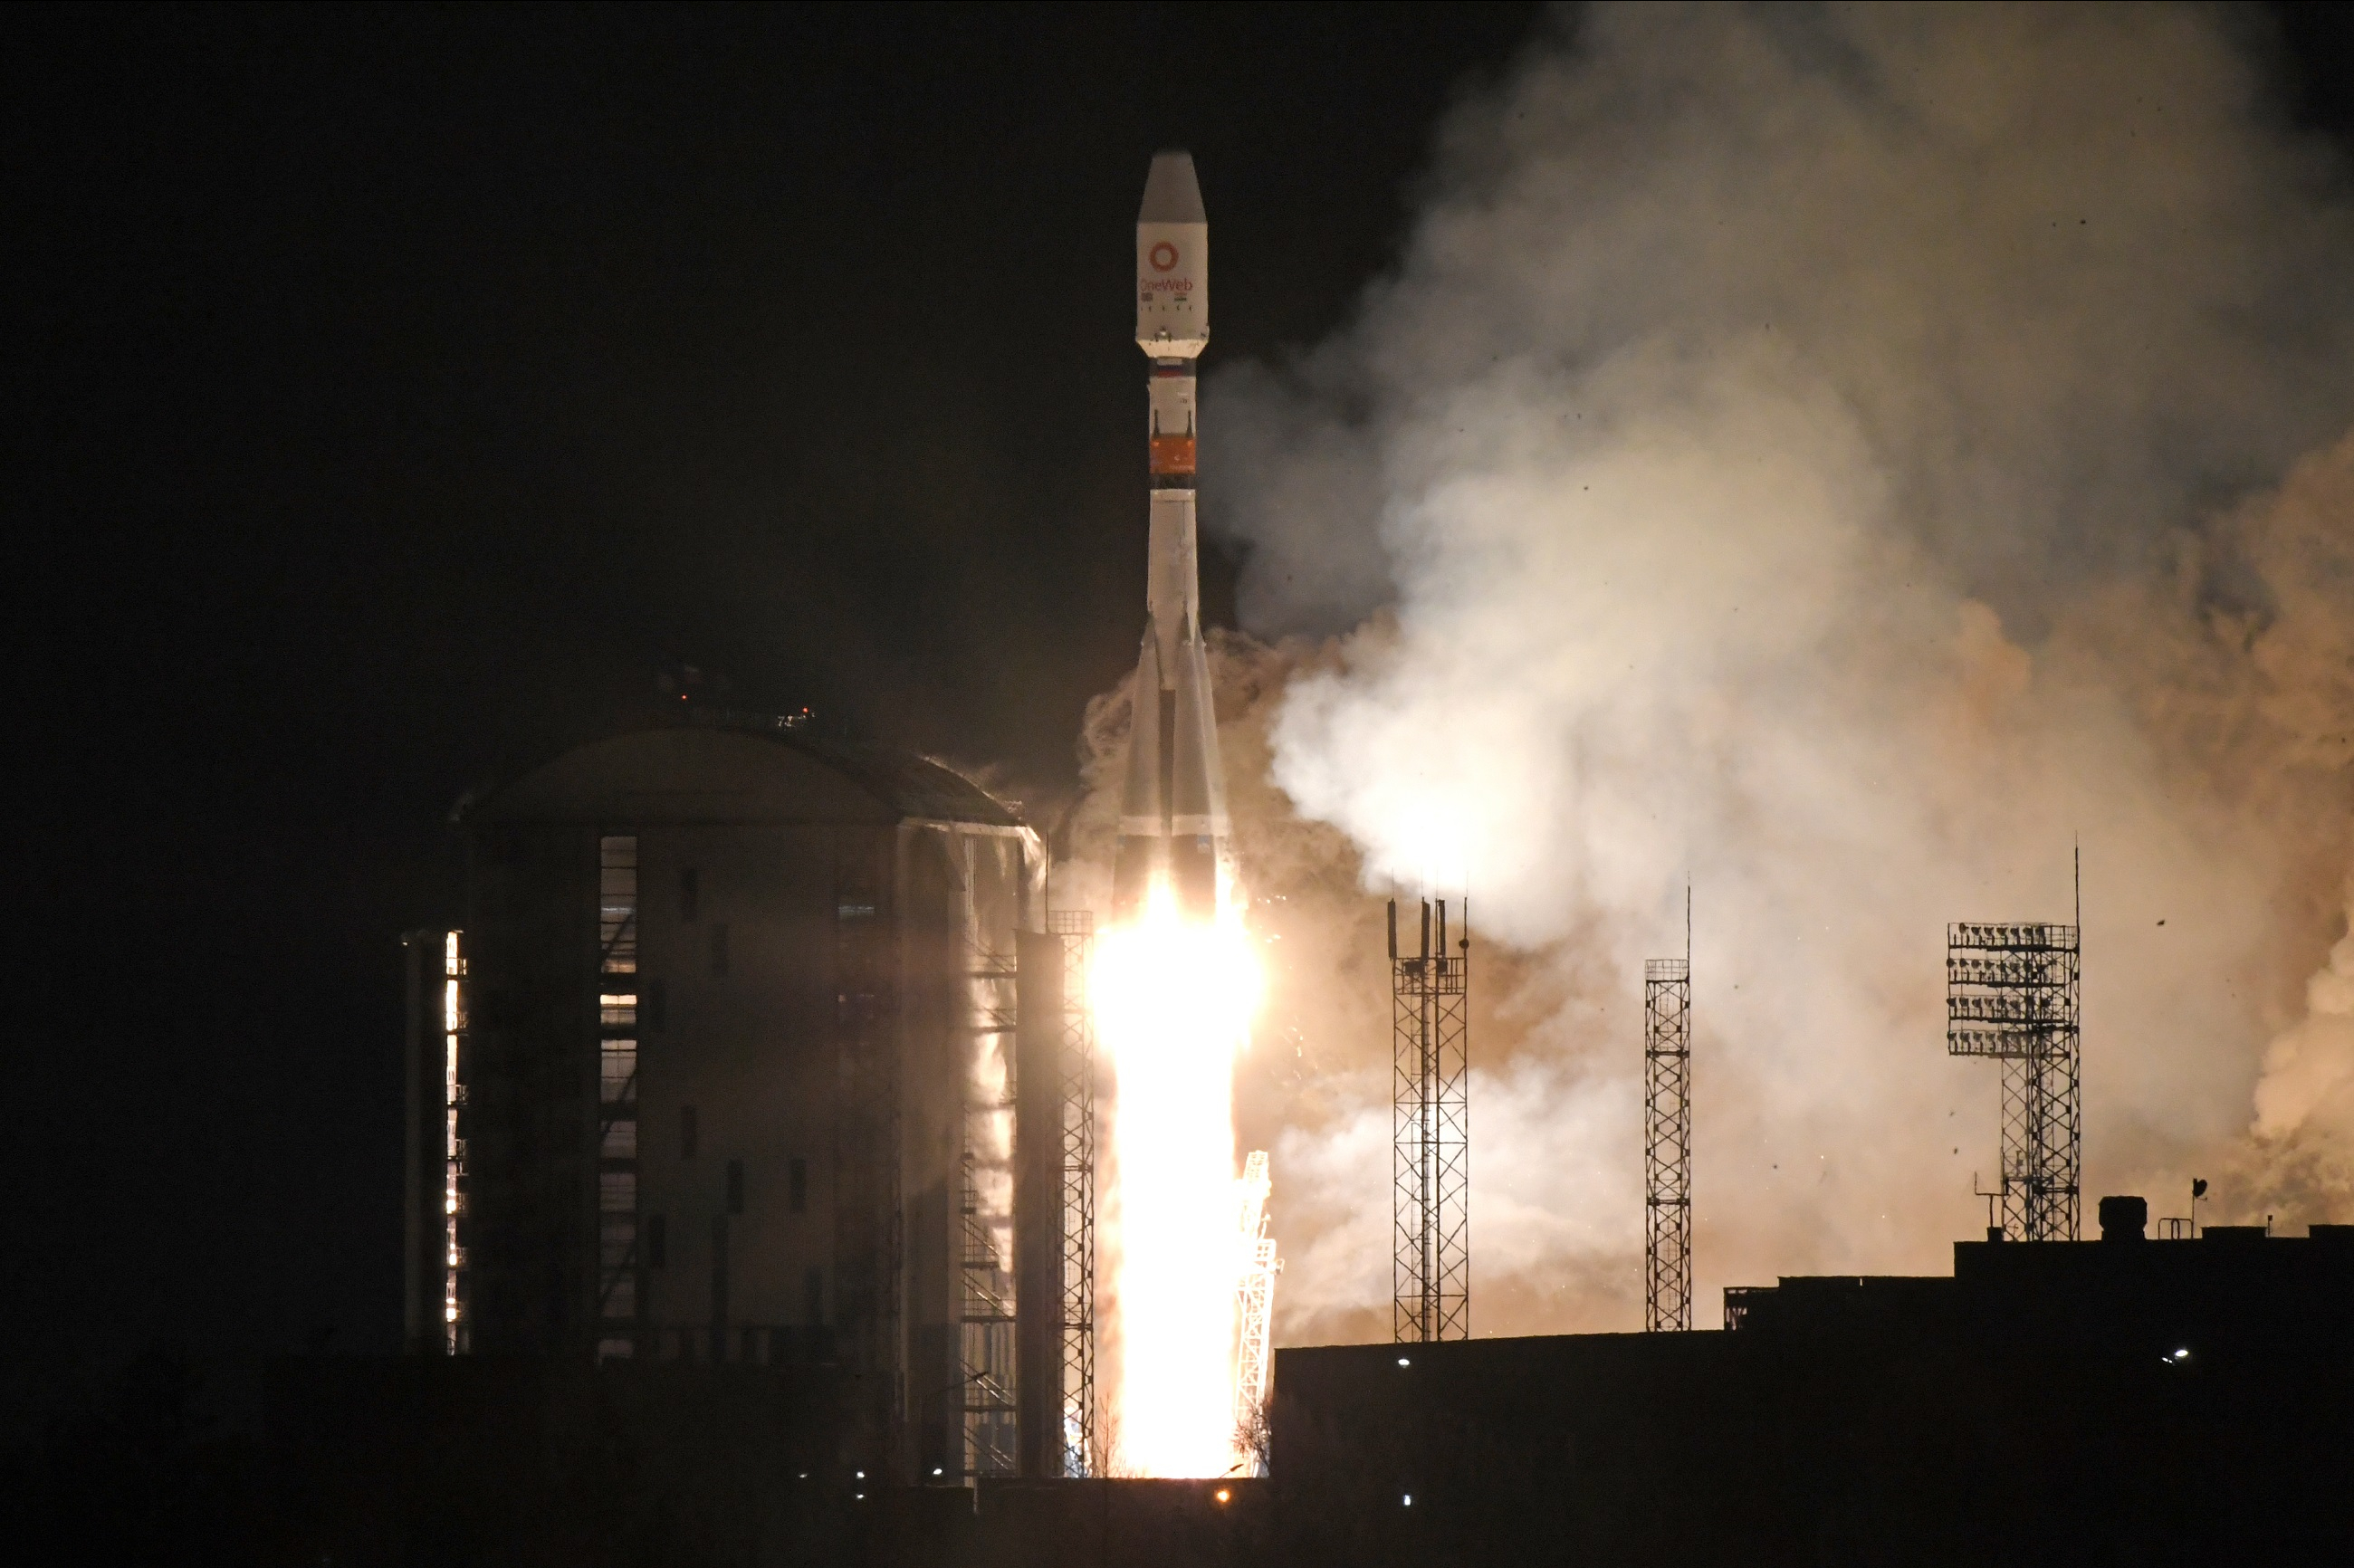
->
[1095, 879, 1261, 1477]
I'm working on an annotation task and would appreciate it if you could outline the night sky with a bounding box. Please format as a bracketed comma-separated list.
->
[12, 4, 2353, 1426]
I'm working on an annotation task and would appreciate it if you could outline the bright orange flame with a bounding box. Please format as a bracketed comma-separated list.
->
[1094, 879, 1260, 1477]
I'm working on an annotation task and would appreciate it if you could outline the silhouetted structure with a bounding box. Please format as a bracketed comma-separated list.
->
[1273, 1218, 2354, 1565]
[1013, 914, 1097, 1479]
[1389, 897, 1469, 1343]
[400, 715, 1075, 1485]
[1947, 911, 2082, 1241]
[1048, 914, 1098, 1477]
[1642, 894, 1692, 1332]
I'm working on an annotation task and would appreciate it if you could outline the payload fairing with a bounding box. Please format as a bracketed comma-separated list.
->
[1114, 151, 1230, 923]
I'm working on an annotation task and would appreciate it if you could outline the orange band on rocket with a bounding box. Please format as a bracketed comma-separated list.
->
[1150, 435, 1198, 474]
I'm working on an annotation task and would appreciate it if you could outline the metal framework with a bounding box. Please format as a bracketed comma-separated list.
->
[1392, 898, 1469, 1343]
[440, 931, 469, 1353]
[1947, 919, 2081, 1242]
[1233, 1149, 1278, 1471]
[961, 913, 1020, 1478]
[595, 835, 641, 1360]
[830, 846, 898, 1462]
[1643, 946, 1693, 1334]
[1047, 910, 1098, 1477]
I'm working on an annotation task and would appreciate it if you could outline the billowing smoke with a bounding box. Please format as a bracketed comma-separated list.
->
[1090, 4, 2354, 1344]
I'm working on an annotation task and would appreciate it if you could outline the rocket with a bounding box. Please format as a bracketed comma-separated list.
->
[1113, 151, 1230, 923]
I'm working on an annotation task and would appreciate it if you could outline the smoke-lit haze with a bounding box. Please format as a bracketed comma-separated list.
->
[1064, 4, 2354, 1344]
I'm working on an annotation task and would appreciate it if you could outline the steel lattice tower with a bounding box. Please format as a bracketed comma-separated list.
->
[1642, 928, 1692, 1331]
[1048, 910, 1097, 1477]
[1946, 884, 2081, 1241]
[1392, 898, 1469, 1343]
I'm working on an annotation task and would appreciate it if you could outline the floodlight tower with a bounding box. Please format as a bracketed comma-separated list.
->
[1392, 897, 1469, 1343]
[1945, 855, 2083, 1241]
[1643, 891, 1693, 1333]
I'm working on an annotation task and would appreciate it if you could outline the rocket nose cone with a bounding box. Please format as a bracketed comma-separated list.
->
[1139, 150, 1206, 225]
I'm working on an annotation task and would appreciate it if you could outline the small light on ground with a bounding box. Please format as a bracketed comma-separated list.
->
[1215, 1488, 1230, 1504]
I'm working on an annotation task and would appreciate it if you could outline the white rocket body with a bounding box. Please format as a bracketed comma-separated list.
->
[1114, 152, 1230, 923]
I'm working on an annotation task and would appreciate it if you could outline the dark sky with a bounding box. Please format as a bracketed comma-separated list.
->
[10, 3, 2352, 1422]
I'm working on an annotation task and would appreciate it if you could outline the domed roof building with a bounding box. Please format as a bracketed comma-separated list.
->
[400, 716, 1069, 1480]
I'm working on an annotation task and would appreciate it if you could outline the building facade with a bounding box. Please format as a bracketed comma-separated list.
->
[402, 718, 1048, 1481]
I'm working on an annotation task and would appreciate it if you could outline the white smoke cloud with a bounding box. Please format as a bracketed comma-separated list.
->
[1185, 5, 2354, 1339]
[2254, 895, 2354, 1140]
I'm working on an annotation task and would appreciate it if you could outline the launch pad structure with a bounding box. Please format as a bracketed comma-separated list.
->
[960, 899, 1020, 1478]
[1945, 868, 2083, 1242]
[1392, 898, 1469, 1343]
[1234, 1150, 1278, 1467]
[1011, 910, 1100, 1480]
[1048, 910, 1097, 1478]
[1642, 894, 1693, 1332]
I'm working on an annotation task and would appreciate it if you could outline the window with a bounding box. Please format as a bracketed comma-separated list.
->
[726, 1159, 745, 1215]
[789, 1157, 808, 1214]
[600, 1042, 636, 1105]
[680, 867, 699, 923]
[596, 842, 641, 1344]
[646, 1214, 666, 1269]
[598, 837, 637, 975]
[681, 1105, 699, 1159]
[710, 923, 730, 978]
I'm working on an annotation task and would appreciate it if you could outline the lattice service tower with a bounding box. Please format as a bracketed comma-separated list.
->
[1643, 892, 1693, 1333]
[1392, 897, 1469, 1343]
[1232, 1149, 1278, 1473]
[1051, 910, 1097, 1477]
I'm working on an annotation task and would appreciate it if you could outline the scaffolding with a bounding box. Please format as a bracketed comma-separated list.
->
[1048, 910, 1098, 1477]
[596, 835, 641, 1360]
[1233, 1149, 1278, 1472]
[1643, 933, 1693, 1333]
[960, 865, 1020, 1478]
[831, 845, 898, 1464]
[1947, 905, 2081, 1242]
[441, 931, 469, 1353]
[1392, 898, 1469, 1343]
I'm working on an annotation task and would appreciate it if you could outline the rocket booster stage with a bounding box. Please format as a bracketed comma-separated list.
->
[1114, 151, 1230, 923]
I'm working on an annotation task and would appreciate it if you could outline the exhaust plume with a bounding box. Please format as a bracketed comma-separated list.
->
[1102, 5, 2354, 1340]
